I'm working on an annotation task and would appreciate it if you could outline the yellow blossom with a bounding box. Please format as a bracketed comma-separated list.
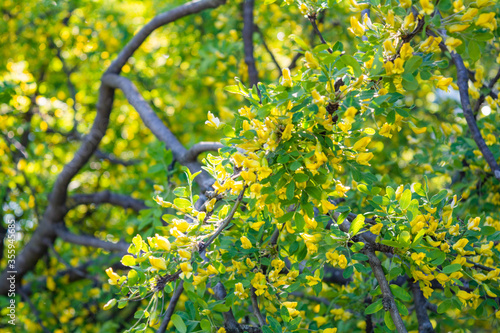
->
[149, 256, 167, 271]
[453, 238, 469, 255]
[400, 43, 414, 60]
[180, 262, 193, 279]
[436, 77, 453, 91]
[305, 51, 319, 69]
[155, 234, 171, 251]
[217, 328, 227, 333]
[467, 217, 481, 231]
[306, 275, 321, 286]
[234, 282, 248, 299]
[349, 16, 365, 37]
[356, 152, 374, 166]
[370, 223, 383, 235]
[403, 13, 416, 31]
[105, 268, 121, 285]
[393, 58, 405, 74]
[476, 13, 496, 30]
[384, 40, 396, 56]
[281, 68, 293, 87]
[206, 111, 223, 129]
[445, 37, 462, 51]
[411, 252, 426, 265]
[240, 236, 252, 249]
[461, 8, 478, 21]
[401, 0, 412, 8]
[352, 137, 371, 151]
[420, 0, 434, 15]
[379, 123, 393, 138]
[251, 221, 265, 231]
[448, 24, 470, 33]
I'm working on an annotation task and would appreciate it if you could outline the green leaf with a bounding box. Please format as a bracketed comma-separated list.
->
[442, 264, 462, 274]
[294, 173, 309, 182]
[384, 310, 395, 330]
[373, 196, 390, 206]
[430, 189, 448, 205]
[173, 187, 189, 197]
[295, 213, 305, 231]
[411, 183, 426, 196]
[305, 186, 322, 200]
[404, 56, 423, 74]
[213, 304, 230, 312]
[357, 184, 371, 194]
[349, 214, 365, 236]
[290, 161, 302, 171]
[289, 34, 310, 51]
[364, 299, 383, 314]
[170, 314, 187, 333]
[390, 284, 412, 302]
[200, 319, 211, 332]
[337, 210, 350, 225]
[341, 55, 362, 77]
[286, 181, 295, 200]
[469, 41, 480, 62]
[438, 299, 453, 314]
[174, 198, 191, 209]
[399, 189, 412, 210]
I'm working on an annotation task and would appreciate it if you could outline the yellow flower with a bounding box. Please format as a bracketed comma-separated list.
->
[456, 290, 474, 306]
[400, 43, 414, 61]
[496, 310, 500, 319]
[155, 234, 171, 251]
[411, 252, 426, 265]
[403, 13, 416, 31]
[387, 10, 395, 26]
[178, 249, 192, 260]
[338, 120, 352, 133]
[207, 265, 219, 275]
[485, 133, 496, 146]
[356, 152, 374, 166]
[461, 8, 478, 21]
[240, 236, 252, 249]
[338, 254, 348, 269]
[420, 0, 434, 15]
[234, 282, 248, 299]
[149, 256, 167, 271]
[453, 0, 464, 12]
[206, 111, 223, 129]
[436, 77, 453, 91]
[250, 221, 265, 231]
[281, 68, 293, 87]
[476, 0, 492, 7]
[349, 16, 365, 37]
[300, 3, 309, 15]
[217, 328, 227, 333]
[370, 223, 383, 235]
[445, 37, 462, 52]
[180, 262, 193, 279]
[435, 273, 450, 285]
[453, 238, 469, 255]
[476, 13, 497, 31]
[400, 0, 412, 8]
[105, 268, 121, 285]
[352, 137, 371, 151]
[448, 24, 470, 33]
[393, 58, 405, 74]
[411, 126, 427, 134]
[383, 40, 396, 56]
[467, 217, 481, 231]
[305, 51, 319, 69]
[379, 123, 393, 138]
[306, 275, 321, 286]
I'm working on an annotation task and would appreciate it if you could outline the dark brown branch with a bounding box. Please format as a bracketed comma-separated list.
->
[308, 15, 332, 53]
[55, 226, 129, 252]
[254, 24, 281, 73]
[67, 190, 147, 212]
[363, 246, 407, 333]
[411, 281, 435, 333]
[181, 142, 224, 163]
[101, 74, 214, 192]
[427, 30, 500, 181]
[94, 150, 140, 166]
[156, 281, 185, 333]
[243, 0, 259, 88]
[250, 286, 266, 327]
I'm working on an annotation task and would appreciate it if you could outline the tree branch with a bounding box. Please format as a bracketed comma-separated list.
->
[181, 142, 224, 163]
[156, 281, 185, 333]
[410, 281, 435, 333]
[428, 29, 500, 181]
[55, 226, 129, 252]
[243, 0, 259, 88]
[101, 74, 214, 192]
[67, 191, 148, 212]
[363, 246, 407, 333]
